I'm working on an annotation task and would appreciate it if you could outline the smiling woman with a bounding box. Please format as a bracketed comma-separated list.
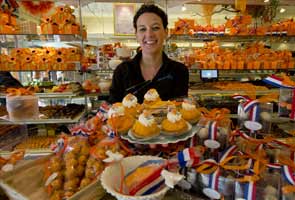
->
[108, 4, 189, 103]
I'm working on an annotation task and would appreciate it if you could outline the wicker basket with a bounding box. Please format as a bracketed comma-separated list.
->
[0, 155, 106, 200]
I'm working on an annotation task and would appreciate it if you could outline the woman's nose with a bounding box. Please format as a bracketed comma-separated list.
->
[145, 28, 154, 36]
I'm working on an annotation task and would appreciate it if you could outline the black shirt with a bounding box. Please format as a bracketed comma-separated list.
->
[108, 51, 189, 103]
[0, 72, 22, 88]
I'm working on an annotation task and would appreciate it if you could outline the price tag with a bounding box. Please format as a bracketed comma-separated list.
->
[204, 139, 220, 149]
[203, 188, 221, 199]
[244, 121, 262, 131]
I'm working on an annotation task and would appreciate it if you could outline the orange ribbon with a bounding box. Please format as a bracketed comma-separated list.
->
[281, 73, 295, 87]
[199, 107, 231, 127]
[6, 87, 34, 96]
[196, 155, 251, 174]
[282, 185, 295, 194]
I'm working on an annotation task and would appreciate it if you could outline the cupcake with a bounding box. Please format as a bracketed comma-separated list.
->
[107, 103, 134, 134]
[132, 110, 160, 139]
[179, 100, 201, 124]
[161, 108, 188, 135]
[143, 89, 162, 107]
[122, 93, 142, 117]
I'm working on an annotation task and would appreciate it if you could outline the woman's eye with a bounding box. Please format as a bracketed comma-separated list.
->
[138, 28, 146, 32]
[152, 27, 160, 31]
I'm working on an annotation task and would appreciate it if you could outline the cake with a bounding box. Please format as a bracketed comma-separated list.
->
[179, 100, 201, 124]
[107, 103, 134, 134]
[131, 110, 160, 139]
[161, 108, 188, 135]
[122, 93, 141, 117]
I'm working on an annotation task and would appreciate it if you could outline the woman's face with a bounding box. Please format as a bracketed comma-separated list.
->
[136, 12, 167, 55]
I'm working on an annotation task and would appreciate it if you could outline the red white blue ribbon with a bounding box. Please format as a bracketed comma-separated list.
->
[282, 165, 295, 185]
[208, 121, 218, 141]
[70, 124, 91, 137]
[209, 168, 220, 191]
[97, 101, 110, 120]
[244, 181, 257, 200]
[208, 145, 237, 191]
[263, 75, 295, 89]
[264, 75, 295, 119]
[102, 125, 116, 138]
[177, 147, 200, 168]
[232, 94, 250, 101]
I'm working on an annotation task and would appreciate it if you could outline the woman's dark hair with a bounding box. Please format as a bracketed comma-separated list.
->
[133, 4, 168, 31]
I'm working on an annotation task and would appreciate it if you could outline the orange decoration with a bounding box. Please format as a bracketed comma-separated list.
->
[20, 1, 54, 15]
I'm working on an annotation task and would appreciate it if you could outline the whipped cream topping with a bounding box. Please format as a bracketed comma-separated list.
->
[182, 102, 196, 110]
[122, 94, 138, 108]
[108, 104, 125, 118]
[167, 111, 182, 123]
[144, 89, 159, 102]
[138, 112, 155, 127]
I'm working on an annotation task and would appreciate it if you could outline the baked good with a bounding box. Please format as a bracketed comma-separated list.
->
[161, 108, 188, 135]
[179, 100, 201, 123]
[132, 110, 160, 139]
[143, 88, 161, 107]
[122, 93, 142, 117]
[107, 103, 134, 134]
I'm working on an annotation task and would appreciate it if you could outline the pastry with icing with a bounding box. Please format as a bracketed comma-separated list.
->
[107, 103, 134, 134]
[122, 93, 142, 117]
[179, 100, 201, 124]
[132, 110, 160, 139]
[161, 108, 188, 135]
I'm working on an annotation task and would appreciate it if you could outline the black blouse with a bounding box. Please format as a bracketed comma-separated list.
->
[108, 51, 189, 103]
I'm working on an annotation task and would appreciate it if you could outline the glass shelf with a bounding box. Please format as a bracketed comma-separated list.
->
[169, 34, 295, 43]
[189, 88, 279, 96]
[0, 110, 85, 125]
[0, 34, 83, 45]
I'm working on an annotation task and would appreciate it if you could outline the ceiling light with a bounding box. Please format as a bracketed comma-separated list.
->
[280, 8, 286, 13]
[181, 4, 187, 11]
[264, 0, 269, 2]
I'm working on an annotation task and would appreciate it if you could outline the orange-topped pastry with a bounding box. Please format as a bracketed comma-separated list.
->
[143, 89, 161, 106]
[179, 100, 201, 124]
[107, 103, 134, 134]
[122, 93, 142, 117]
[132, 110, 160, 139]
[161, 108, 188, 135]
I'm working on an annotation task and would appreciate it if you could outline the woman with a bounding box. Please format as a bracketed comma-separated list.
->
[109, 4, 189, 103]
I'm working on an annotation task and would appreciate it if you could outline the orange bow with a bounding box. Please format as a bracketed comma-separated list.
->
[6, 88, 34, 96]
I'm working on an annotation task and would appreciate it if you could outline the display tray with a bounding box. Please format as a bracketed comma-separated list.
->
[0, 155, 105, 200]
[121, 125, 199, 145]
